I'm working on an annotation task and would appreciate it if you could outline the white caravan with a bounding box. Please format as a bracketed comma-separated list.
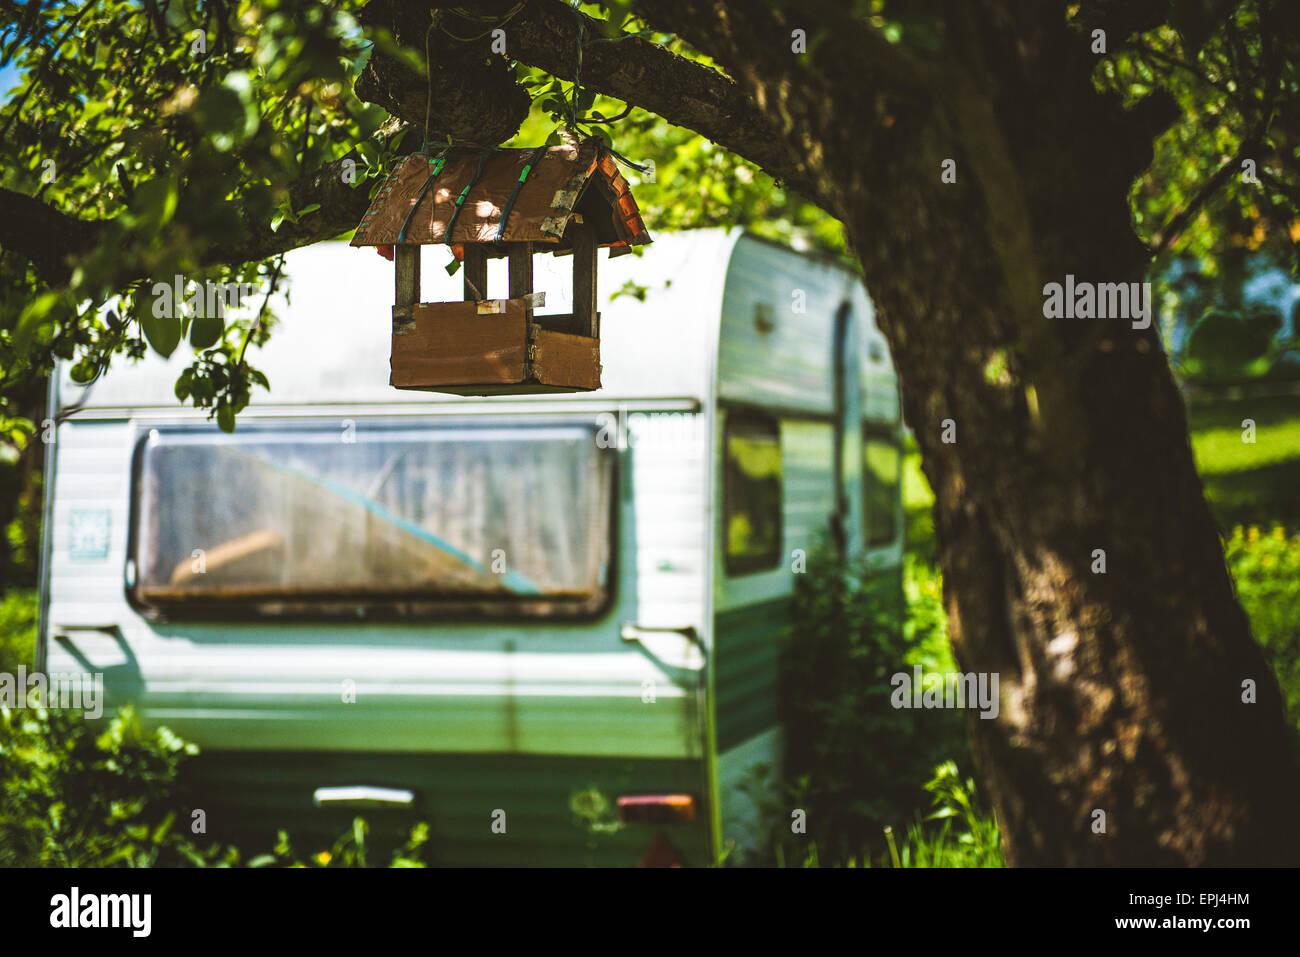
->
[38, 228, 903, 865]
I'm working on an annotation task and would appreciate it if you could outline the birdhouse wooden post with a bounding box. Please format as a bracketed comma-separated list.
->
[351, 136, 651, 395]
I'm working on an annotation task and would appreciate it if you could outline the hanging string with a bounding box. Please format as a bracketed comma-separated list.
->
[435, 3, 527, 42]
[598, 143, 653, 175]
[424, 18, 435, 153]
[569, 1, 584, 130]
[558, 3, 652, 176]
[402, 0, 649, 251]
[584, 103, 633, 125]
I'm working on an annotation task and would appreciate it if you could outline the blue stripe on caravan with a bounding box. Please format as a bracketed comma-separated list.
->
[713, 594, 792, 752]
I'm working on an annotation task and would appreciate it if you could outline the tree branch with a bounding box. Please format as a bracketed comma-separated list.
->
[355, 0, 842, 203]
[505, 0, 813, 191]
[1150, 77, 1277, 256]
[0, 0, 99, 141]
[0, 187, 100, 287]
[4, 0, 929, 289]
[0, 150, 382, 289]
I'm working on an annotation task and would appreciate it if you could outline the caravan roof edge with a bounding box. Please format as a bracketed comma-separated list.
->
[56, 228, 748, 412]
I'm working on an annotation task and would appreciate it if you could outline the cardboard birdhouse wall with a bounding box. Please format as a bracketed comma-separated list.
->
[350, 136, 651, 396]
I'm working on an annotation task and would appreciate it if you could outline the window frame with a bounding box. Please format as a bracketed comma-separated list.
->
[862, 423, 902, 549]
[722, 410, 784, 576]
[124, 416, 619, 623]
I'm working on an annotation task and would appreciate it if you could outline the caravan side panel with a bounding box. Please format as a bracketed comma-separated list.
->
[40, 232, 748, 865]
[710, 235, 899, 860]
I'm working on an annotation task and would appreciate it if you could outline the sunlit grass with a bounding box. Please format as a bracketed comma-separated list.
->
[1189, 408, 1300, 477]
[901, 391, 1300, 536]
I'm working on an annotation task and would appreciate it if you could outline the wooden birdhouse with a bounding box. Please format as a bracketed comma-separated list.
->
[350, 135, 652, 395]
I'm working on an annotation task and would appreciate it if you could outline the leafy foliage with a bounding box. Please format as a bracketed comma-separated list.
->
[506, 54, 843, 257]
[1225, 524, 1300, 744]
[0, 703, 235, 866]
[0, 0, 396, 432]
[0, 587, 35, 674]
[1095, 2, 1300, 269]
[249, 817, 429, 868]
[882, 762, 1003, 868]
[774, 546, 972, 863]
[1182, 305, 1290, 382]
[747, 760, 1003, 868]
[0, 698, 430, 867]
[1093, 3, 1300, 385]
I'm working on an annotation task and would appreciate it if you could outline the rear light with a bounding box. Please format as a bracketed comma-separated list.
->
[617, 793, 697, 824]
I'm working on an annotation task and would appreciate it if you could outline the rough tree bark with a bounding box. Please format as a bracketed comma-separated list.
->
[6, 0, 1296, 864]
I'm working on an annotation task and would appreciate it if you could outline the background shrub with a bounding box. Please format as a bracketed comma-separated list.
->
[0, 588, 36, 674]
[776, 547, 980, 864]
[0, 701, 429, 867]
[0, 703, 235, 867]
[1225, 524, 1300, 743]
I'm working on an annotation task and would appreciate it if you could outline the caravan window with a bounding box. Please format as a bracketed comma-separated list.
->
[863, 427, 901, 547]
[723, 413, 782, 574]
[130, 420, 613, 618]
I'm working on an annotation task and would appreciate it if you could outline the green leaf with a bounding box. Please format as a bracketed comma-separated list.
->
[140, 311, 181, 358]
[132, 176, 179, 232]
[216, 404, 236, 433]
[195, 83, 257, 150]
[69, 360, 97, 384]
[16, 292, 63, 345]
[189, 315, 224, 349]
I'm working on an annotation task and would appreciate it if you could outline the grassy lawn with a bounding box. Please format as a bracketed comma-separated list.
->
[903, 390, 1300, 552]
[1186, 392, 1300, 531]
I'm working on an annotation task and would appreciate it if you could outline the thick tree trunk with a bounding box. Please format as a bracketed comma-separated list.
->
[829, 22, 1299, 866]
[848, 160, 1299, 865]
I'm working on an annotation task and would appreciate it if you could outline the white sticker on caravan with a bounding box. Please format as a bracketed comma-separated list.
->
[69, 508, 111, 560]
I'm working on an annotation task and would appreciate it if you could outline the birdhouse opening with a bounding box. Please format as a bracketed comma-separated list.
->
[350, 136, 651, 396]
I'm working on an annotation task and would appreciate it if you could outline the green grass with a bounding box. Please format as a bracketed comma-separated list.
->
[758, 761, 1004, 868]
[1187, 392, 1300, 530]
[902, 391, 1300, 542]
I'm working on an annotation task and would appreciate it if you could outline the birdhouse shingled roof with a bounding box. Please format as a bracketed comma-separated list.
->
[350, 136, 652, 253]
